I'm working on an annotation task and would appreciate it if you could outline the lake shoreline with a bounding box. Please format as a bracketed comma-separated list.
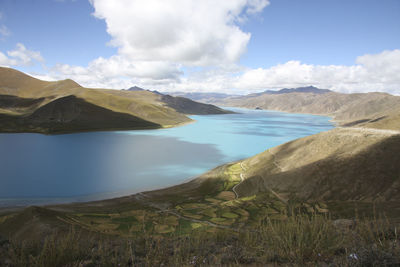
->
[0, 108, 334, 209]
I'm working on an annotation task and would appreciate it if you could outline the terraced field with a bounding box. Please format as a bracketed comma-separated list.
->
[46, 161, 329, 238]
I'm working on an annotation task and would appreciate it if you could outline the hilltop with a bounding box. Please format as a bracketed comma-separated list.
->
[0, 67, 231, 133]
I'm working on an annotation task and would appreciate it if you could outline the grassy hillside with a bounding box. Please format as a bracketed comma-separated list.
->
[0, 67, 81, 98]
[342, 106, 400, 131]
[0, 67, 232, 133]
[160, 94, 231, 115]
[235, 128, 400, 203]
[0, 95, 160, 134]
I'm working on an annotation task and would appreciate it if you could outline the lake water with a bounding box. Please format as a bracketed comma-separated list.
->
[0, 108, 333, 207]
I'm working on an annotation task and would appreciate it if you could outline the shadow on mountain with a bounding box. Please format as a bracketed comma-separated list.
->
[0, 95, 160, 134]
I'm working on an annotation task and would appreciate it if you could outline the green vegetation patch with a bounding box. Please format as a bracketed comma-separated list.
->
[210, 217, 226, 224]
[210, 217, 235, 226]
[154, 224, 175, 234]
[240, 195, 256, 201]
[221, 212, 239, 219]
[181, 211, 203, 220]
[164, 215, 179, 226]
[129, 224, 143, 232]
[190, 222, 203, 229]
[175, 218, 194, 234]
[228, 163, 242, 173]
[205, 197, 222, 204]
[120, 210, 145, 216]
[181, 203, 209, 209]
[223, 181, 237, 191]
[116, 223, 131, 233]
[199, 208, 217, 218]
[234, 208, 249, 217]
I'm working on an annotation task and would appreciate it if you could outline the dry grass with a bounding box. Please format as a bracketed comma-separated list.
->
[1, 212, 398, 266]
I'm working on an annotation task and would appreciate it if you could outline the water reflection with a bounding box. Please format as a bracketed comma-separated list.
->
[0, 108, 333, 206]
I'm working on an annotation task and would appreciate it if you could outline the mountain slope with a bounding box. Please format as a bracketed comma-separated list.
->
[0, 67, 232, 133]
[257, 86, 332, 95]
[160, 94, 232, 115]
[234, 128, 400, 202]
[208, 87, 400, 126]
[0, 67, 81, 98]
[0, 95, 160, 133]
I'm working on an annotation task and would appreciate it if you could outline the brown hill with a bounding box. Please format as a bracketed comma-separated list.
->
[160, 94, 231, 115]
[0, 67, 81, 98]
[230, 128, 400, 202]
[210, 90, 400, 128]
[0, 95, 160, 134]
[0, 67, 232, 133]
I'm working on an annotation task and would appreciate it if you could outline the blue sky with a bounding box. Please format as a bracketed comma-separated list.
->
[240, 0, 400, 67]
[0, 0, 115, 67]
[0, 0, 399, 94]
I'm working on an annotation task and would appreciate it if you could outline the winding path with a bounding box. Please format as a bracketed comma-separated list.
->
[134, 126, 400, 232]
[232, 162, 246, 199]
[134, 161, 250, 231]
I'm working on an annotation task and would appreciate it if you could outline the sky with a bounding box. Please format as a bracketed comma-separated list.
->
[0, 0, 399, 95]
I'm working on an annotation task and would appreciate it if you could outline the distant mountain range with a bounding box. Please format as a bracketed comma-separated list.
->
[125, 86, 163, 95]
[169, 86, 330, 102]
[170, 91, 236, 102]
[258, 86, 332, 95]
[177, 86, 399, 129]
[0, 67, 231, 134]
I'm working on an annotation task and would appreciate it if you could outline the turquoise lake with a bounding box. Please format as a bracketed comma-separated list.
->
[0, 108, 333, 207]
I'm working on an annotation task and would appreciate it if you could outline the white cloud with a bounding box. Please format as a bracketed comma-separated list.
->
[0, 43, 44, 67]
[230, 50, 400, 94]
[45, 55, 182, 89]
[28, 49, 400, 95]
[90, 0, 269, 66]
[22, 0, 269, 89]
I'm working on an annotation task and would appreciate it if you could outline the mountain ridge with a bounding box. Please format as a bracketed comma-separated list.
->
[201, 87, 400, 129]
[0, 67, 232, 133]
[0, 95, 161, 134]
[255, 86, 332, 95]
